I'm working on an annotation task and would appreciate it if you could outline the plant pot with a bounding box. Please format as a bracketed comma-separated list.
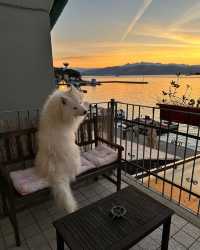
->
[158, 103, 200, 126]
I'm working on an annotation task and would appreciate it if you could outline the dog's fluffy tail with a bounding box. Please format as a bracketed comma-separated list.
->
[51, 178, 78, 213]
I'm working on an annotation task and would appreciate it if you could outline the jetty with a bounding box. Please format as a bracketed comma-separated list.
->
[97, 80, 148, 84]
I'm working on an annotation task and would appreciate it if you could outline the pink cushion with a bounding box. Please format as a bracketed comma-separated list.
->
[10, 157, 96, 196]
[10, 168, 49, 196]
[82, 144, 118, 167]
[79, 156, 96, 174]
[10, 144, 117, 196]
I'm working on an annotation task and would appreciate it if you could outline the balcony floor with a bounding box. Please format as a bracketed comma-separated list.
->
[0, 179, 200, 250]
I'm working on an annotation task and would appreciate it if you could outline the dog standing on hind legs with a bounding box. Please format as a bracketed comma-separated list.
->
[36, 86, 88, 213]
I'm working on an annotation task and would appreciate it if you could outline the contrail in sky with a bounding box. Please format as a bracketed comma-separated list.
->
[121, 0, 153, 41]
[171, 2, 200, 30]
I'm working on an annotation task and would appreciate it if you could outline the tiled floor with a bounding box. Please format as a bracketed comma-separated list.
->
[0, 179, 200, 250]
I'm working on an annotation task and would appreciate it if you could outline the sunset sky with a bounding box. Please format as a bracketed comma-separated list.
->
[51, 0, 200, 68]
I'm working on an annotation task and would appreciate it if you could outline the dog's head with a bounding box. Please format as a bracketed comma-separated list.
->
[60, 85, 88, 117]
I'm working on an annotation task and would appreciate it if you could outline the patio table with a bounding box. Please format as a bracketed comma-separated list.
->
[53, 186, 173, 250]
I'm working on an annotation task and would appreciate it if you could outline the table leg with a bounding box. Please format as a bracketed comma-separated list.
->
[161, 216, 171, 250]
[56, 231, 64, 250]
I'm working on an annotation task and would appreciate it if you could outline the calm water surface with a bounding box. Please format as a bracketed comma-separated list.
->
[82, 75, 200, 150]
[83, 75, 200, 106]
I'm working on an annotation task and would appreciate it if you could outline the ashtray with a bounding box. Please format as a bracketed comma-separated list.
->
[110, 205, 127, 219]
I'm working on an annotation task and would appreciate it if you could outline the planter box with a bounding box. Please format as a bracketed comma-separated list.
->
[158, 104, 200, 126]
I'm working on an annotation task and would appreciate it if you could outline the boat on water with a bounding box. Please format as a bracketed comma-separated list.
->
[81, 78, 101, 86]
[117, 115, 178, 135]
[131, 116, 178, 135]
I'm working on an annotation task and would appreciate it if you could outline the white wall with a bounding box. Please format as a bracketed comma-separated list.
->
[0, 1, 55, 111]
[0, 0, 53, 11]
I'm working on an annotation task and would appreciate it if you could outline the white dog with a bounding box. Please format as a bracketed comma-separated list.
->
[36, 86, 88, 213]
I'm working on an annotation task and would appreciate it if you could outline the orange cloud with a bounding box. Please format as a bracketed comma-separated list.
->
[53, 43, 200, 68]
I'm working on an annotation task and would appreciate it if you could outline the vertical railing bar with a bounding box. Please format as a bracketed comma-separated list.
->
[141, 117, 147, 184]
[130, 104, 134, 161]
[155, 117, 162, 184]
[130, 104, 136, 178]
[189, 126, 200, 200]
[114, 101, 118, 145]
[119, 105, 123, 147]
[136, 106, 141, 178]
[124, 104, 129, 161]
[110, 99, 115, 144]
[105, 102, 110, 140]
[95, 103, 98, 149]
[162, 122, 170, 196]
[170, 122, 179, 201]
[178, 124, 190, 204]
[89, 104, 93, 150]
[148, 107, 155, 188]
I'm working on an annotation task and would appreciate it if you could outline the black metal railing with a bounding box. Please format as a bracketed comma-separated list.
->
[89, 100, 200, 216]
[0, 100, 200, 215]
[113, 102, 200, 215]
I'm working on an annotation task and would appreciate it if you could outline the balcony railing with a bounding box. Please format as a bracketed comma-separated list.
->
[89, 100, 200, 216]
[0, 100, 200, 217]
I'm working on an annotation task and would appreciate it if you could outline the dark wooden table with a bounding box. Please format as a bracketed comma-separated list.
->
[53, 186, 173, 250]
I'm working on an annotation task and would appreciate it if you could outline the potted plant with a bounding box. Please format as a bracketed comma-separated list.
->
[157, 73, 200, 125]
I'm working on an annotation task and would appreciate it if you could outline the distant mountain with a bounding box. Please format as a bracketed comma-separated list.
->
[74, 67, 92, 73]
[81, 62, 200, 76]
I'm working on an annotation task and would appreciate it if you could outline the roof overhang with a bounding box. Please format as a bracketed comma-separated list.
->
[50, 0, 68, 29]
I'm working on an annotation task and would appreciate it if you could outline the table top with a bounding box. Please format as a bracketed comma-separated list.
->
[53, 186, 173, 250]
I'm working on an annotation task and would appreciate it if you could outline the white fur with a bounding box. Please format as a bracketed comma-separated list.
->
[36, 86, 88, 213]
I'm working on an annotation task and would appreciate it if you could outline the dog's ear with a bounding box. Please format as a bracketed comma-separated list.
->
[70, 85, 81, 94]
[70, 85, 76, 93]
[61, 97, 67, 105]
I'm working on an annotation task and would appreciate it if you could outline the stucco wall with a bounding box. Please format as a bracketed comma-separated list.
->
[0, 1, 54, 111]
[0, 0, 53, 11]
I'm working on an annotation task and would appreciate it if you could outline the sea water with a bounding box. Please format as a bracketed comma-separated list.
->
[83, 75, 200, 151]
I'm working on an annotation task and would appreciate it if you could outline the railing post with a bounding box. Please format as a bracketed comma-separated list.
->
[109, 99, 116, 143]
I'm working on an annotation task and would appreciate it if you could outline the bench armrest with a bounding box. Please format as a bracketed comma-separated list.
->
[97, 137, 124, 151]
[97, 137, 124, 161]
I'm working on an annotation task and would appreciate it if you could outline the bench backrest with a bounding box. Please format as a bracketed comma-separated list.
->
[0, 118, 97, 172]
[0, 128, 38, 166]
[76, 118, 97, 148]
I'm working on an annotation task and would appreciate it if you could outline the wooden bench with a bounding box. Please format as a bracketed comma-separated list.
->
[0, 118, 123, 246]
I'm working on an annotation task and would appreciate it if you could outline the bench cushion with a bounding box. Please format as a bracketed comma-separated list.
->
[10, 156, 97, 196]
[79, 156, 96, 174]
[82, 144, 118, 167]
[10, 168, 49, 196]
[10, 144, 117, 196]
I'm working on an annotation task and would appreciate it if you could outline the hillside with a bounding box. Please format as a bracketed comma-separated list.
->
[81, 62, 200, 76]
